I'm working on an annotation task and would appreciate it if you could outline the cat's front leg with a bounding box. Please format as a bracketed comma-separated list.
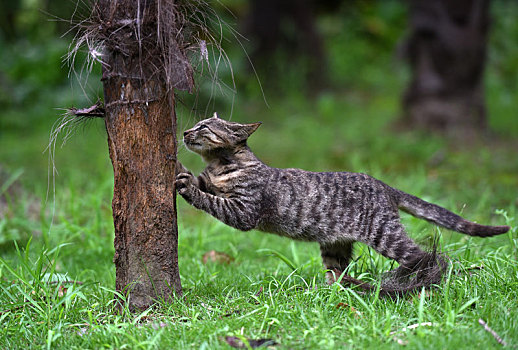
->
[175, 172, 197, 202]
[175, 160, 201, 190]
[176, 175, 259, 231]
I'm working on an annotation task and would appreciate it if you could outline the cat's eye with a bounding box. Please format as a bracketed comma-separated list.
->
[196, 125, 208, 132]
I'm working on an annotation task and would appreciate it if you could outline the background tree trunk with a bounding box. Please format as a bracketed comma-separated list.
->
[244, 0, 328, 89]
[402, 0, 490, 134]
[95, 0, 193, 310]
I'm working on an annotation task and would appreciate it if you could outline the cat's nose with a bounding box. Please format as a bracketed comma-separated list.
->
[183, 130, 191, 137]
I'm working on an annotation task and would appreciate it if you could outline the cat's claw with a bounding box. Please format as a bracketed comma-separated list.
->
[175, 172, 195, 197]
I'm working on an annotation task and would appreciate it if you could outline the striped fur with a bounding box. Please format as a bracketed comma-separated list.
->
[176, 116, 510, 294]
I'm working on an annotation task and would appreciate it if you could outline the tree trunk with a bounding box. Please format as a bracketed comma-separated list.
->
[95, 0, 192, 310]
[103, 78, 181, 310]
[402, 0, 490, 135]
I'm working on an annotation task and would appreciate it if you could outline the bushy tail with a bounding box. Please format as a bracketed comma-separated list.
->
[390, 188, 510, 237]
[340, 250, 447, 298]
[379, 250, 447, 298]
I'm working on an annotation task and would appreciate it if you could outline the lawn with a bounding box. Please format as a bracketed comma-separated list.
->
[1, 2, 517, 349]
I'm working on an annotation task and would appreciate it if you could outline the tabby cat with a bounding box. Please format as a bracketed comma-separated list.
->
[176, 114, 509, 294]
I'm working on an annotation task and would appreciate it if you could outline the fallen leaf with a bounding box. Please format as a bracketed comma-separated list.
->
[390, 322, 434, 345]
[393, 337, 408, 346]
[417, 289, 432, 298]
[390, 322, 434, 335]
[202, 250, 235, 264]
[77, 327, 89, 337]
[151, 321, 168, 330]
[335, 302, 347, 309]
[336, 302, 361, 318]
[58, 285, 68, 297]
[467, 264, 484, 271]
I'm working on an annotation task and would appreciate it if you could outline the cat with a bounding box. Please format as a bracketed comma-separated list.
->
[175, 114, 510, 295]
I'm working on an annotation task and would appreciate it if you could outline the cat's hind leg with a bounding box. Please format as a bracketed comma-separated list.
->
[320, 241, 354, 285]
[368, 219, 446, 286]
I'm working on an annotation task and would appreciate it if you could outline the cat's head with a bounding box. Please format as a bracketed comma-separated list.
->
[183, 113, 261, 155]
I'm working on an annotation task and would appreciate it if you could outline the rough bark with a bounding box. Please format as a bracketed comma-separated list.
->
[402, 0, 490, 134]
[96, 0, 189, 310]
[103, 78, 181, 310]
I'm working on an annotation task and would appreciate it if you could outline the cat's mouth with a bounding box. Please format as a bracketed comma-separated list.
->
[184, 140, 200, 146]
[184, 140, 203, 152]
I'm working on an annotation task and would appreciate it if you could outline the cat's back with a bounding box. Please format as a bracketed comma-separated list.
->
[258, 167, 394, 241]
[268, 167, 384, 196]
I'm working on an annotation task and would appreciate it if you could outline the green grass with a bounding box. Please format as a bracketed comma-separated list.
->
[1, 93, 517, 349]
[0, 199, 516, 349]
[1, 1, 518, 348]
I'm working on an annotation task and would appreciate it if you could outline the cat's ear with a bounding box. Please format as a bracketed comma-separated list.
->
[234, 122, 262, 142]
[243, 122, 262, 136]
[212, 112, 219, 119]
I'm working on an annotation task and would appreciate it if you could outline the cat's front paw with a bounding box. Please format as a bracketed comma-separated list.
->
[176, 172, 195, 200]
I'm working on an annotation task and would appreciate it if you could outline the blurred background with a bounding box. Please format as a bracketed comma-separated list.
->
[0, 0, 517, 257]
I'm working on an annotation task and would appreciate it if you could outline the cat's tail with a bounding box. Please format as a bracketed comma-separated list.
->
[390, 188, 510, 237]
[339, 249, 448, 298]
